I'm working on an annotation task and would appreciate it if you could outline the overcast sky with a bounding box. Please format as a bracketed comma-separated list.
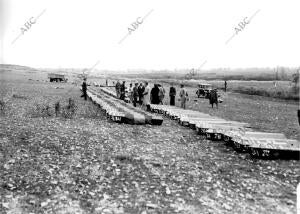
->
[1, 0, 300, 71]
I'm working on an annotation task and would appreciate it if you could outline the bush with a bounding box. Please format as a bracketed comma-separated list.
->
[0, 100, 6, 115]
[61, 98, 77, 119]
[28, 98, 78, 119]
[30, 103, 53, 118]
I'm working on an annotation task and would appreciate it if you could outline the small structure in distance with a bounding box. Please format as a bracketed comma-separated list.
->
[48, 73, 68, 82]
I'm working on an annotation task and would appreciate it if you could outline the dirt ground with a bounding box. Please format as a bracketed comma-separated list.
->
[0, 70, 299, 213]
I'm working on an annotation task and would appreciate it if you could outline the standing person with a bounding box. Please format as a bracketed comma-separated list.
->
[196, 85, 201, 98]
[224, 80, 227, 92]
[106, 79, 108, 86]
[169, 83, 176, 106]
[158, 84, 166, 104]
[81, 78, 88, 100]
[298, 109, 300, 126]
[151, 84, 160, 104]
[138, 83, 145, 105]
[132, 83, 139, 107]
[179, 84, 188, 109]
[209, 89, 218, 109]
[120, 81, 126, 100]
[128, 83, 133, 103]
[143, 82, 151, 111]
[115, 81, 121, 98]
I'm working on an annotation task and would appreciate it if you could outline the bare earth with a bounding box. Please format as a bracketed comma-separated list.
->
[0, 69, 299, 213]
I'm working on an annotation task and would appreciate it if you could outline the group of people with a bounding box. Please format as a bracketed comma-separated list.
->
[145, 83, 166, 105]
[115, 81, 144, 106]
[114, 81, 190, 110]
[114, 81, 150, 110]
[82, 79, 219, 110]
[115, 81, 126, 100]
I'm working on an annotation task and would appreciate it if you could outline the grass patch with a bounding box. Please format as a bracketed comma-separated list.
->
[232, 85, 299, 101]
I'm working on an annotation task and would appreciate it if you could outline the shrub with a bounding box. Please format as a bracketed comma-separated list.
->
[0, 100, 6, 115]
[61, 98, 77, 119]
[30, 103, 53, 118]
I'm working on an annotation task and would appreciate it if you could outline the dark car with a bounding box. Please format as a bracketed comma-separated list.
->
[196, 83, 213, 98]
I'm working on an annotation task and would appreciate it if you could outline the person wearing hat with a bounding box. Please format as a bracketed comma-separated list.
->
[169, 83, 176, 106]
[81, 78, 87, 100]
[128, 83, 133, 103]
[132, 83, 139, 107]
[138, 83, 145, 105]
[179, 84, 188, 109]
[209, 88, 218, 109]
[120, 81, 126, 100]
[158, 84, 166, 105]
[151, 84, 160, 104]
[115, 80, 121, 98]
[143, 82, 151, 111]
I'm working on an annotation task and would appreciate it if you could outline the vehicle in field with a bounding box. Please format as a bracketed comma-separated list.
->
[196, 83, 212, 98]
[48, 73, 68, 82]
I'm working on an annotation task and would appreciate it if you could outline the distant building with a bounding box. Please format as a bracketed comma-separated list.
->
[48, 73, 67, 82]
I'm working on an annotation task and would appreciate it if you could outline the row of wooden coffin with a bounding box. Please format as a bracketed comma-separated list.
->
[87, 90, 125, 122]
[87, 89, 163, 125]
[150, 104, 300, 158]
[99, 87, 117, 98]
[99, 87, 131, 103]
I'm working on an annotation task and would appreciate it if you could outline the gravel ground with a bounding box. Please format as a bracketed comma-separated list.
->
[0, 71, 299, 213]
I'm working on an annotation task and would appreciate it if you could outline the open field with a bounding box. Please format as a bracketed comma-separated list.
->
[207, 80, 299, 101]
[0, 66, 299, 213]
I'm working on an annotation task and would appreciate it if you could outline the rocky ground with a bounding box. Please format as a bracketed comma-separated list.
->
[0, 71, 299, 213]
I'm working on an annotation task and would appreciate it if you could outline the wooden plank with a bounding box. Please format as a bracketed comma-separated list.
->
[248, 139, 300, 151]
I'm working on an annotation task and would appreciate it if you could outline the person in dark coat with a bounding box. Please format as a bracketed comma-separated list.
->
[151, 84, 160, 104]
[224, 80, 227, 92]
[138, 83, 145, 105]
[81, 78, 87, 100]
[132, 83, 139, 107]
[120, 81, 126, 100]
[115, 81, 121, 98]
[169, 83, 176, 106]
[209, 89, 218, 108]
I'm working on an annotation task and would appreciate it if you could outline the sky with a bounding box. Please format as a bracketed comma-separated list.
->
[1, 0, 300, 72]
